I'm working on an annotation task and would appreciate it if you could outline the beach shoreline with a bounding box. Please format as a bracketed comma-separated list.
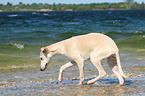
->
[0, 8, 140, 12]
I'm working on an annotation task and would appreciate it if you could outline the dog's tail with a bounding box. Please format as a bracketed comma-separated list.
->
[116, 51, 132, 78]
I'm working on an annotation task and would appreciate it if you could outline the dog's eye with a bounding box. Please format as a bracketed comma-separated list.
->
[40, 58, 43, 60]
[42, 50, 45, 53]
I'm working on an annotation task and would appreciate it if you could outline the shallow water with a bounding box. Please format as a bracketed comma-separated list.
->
[0, 53, 145, 96]
[0, 10, 145, 95]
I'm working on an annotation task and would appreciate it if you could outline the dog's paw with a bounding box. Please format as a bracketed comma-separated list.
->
[127, 74, 132, 78]
[78, 81, 84, 85]
[87, 81, 94, 85]
[58, 77, 63, 82]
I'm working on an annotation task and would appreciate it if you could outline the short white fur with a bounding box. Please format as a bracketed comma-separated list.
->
[40, 33, 131, 85]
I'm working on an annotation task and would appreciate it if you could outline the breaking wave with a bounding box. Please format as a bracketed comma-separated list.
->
[7, 42, 25, 49]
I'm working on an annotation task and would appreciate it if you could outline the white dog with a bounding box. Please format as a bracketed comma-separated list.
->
[40, 33, 131, 85]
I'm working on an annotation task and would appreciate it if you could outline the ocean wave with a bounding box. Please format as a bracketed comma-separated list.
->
[117, 35, 145, 52]
[7, 14, 19, 17]
[0, 43, 42, 58]
[1, 31, 145, 53]
[133, 31, 145, 35]
[103, 31, 145, 39]
[14, 43, 24, 49]
[55, 31, 145, 53]
[7, 42, 25, 49]
[55, 32, 88, 40]
[32, 12, 37, 15]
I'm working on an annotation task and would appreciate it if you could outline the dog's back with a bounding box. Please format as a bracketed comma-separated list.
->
[71, 33, 117, 49]
[64, 33, 118, 60]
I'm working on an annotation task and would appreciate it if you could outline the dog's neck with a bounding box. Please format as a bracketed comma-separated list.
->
[47, 41, 67, 56]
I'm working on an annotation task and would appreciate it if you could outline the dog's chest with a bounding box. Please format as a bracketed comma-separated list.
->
[80, 52, 90, 60]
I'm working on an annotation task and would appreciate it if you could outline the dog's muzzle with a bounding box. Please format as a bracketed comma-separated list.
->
[40, 63, 48, 71]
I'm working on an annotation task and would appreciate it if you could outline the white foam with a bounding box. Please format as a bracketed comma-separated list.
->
[44, 13, 48, 15]
[134, 31, 142, 34]
[7, 14, 18, 17]
[32, 12, 37, 14]
[14, 43, 24, 49]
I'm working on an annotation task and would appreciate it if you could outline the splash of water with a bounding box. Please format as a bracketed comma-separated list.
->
[14, 43, 24, 49]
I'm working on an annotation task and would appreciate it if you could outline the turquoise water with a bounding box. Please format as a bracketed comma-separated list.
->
[0, 10, 145, 95]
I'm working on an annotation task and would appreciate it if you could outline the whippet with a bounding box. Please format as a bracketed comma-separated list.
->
[40, 33, 131, 85]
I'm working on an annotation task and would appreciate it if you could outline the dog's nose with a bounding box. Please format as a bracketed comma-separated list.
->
[40, 68, 44, 71]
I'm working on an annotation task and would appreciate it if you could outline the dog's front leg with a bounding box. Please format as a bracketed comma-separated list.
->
[75, 59, 84, 85]
[58, 61, 76, 82]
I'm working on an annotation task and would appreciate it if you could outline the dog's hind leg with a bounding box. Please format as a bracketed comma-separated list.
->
[87, 60, 107, 85]
[87, 51, 107, 85]
[58, 61, 77, 82]
[107, 54, 124, 85]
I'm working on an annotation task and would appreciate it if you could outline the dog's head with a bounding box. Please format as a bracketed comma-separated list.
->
[40, 47, 52, 71]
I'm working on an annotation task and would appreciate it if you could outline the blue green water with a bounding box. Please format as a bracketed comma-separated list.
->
[0, 10, 145, 95]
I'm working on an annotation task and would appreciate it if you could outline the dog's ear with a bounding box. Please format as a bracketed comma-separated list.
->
[50, 48, 57, 52]
[41, 47, 49, 53]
